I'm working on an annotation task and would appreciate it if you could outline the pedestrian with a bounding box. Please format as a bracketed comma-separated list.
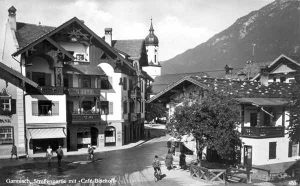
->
[87, 144, 94, 161]
[165, 151, 173, 170]
[46, 145, 53, 166]
[167, 140, 171, 152]
[179, 152, 186, 169]
[10, 144, 18, 159]
[56, 145, 64, 167]
[152, 155, 162, 181]
[170, 143, 176, 155]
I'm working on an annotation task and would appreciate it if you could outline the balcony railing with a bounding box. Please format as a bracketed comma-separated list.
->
[27, 86, 64, 95]
[241, 126, 285, 138]
[71, 113, 101, 122]
[67, 88, 101, 96]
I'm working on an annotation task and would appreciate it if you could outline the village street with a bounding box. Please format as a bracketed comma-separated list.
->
[0, 136, 219, 186]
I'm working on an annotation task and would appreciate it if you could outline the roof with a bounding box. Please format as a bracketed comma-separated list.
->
[63, 64, 106, 76]
[112, 39, 145, 60]
[16, 22, 55, 49]
[252, 54, 300, 80]
[235, 98, 289, 106]
[13, 17, 136, 72]
[148, 75, 297, 103]
[0, 62, 39, 88]
[151, 72, 208, 94]
[141, 70, 154, 81]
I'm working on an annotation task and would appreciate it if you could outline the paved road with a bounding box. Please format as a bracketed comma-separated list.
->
[0, 136, 213, 186]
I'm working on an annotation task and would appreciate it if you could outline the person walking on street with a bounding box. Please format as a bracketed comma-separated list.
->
[179, 152, 186, 169]
[87, 144, 94, 161]
[152, 155, 162, 181]
[165, 151, 174, 170]
[11, 144, 18, 159]
[46, 146, 53, 166]
[56, 146, 64, 167]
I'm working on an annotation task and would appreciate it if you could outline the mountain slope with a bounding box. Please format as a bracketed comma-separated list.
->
[162, 0, 300, 75]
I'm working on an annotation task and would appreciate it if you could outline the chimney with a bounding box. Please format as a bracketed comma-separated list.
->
[104, 28, 112, 46]
[8, 6, 17, 31]
[225, 64, 233, 74]
[259, 66, 269, 86]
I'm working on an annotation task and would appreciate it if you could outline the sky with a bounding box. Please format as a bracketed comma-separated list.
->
[0, 0, 273, 61]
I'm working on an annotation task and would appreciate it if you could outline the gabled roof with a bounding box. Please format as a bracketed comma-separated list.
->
[112, 39, 145, 60]
[13, 17, 136, 72]
[63, 64, 106, 76]
[16, 22, 55, 49]
[148, 76, 208, 103]
[151, 72, 208, 94]
[252, 54, 300, 80]
[148, 75, 297, 103]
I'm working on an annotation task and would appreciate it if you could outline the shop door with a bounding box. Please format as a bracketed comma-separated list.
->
[244, 145, 252, 168]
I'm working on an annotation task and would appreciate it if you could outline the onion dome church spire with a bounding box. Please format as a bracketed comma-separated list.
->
[142, 18, 161, 80]
[145, 18, 159, 46]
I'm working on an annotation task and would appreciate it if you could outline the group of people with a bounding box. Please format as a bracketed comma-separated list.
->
[46, 145, 64, 167]
[152, 140, 187, 181]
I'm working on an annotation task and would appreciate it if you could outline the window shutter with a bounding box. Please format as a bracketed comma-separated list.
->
[109, 102, 113, 115]
[52, 101, 59, 115]
[123, 77, 127, 90]
[11, 99, 16, 114]
[269, 142, 276, 159]
[108, 76, 113, 89]
[32, 101, 38, 116]
[288, 141, 292, 157]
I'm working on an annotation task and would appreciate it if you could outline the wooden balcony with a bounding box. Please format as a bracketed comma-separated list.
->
[241, 126, 285, 138]
[130, 89, 141, 100]
[67, 88, 101, 96]
[27, 86, 64, 95]
[70, 113, 101, 123]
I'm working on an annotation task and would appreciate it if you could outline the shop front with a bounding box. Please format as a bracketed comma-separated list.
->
[27, 127, 66, 154]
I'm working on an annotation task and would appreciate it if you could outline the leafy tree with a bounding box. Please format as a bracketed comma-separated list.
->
[287, 83, 300, 143]
[145, 103, 167, 122]
[168, 90, 241, 165]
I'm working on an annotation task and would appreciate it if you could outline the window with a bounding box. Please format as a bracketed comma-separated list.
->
[32, 72, 51, 86]
[273, 77, 277, 82]
[269, 142, 276, 159]
[123, 77, 127, 90]
[123, 101, 127, 114]
[32, 100, 59, 116]
[129, 79, 133, 90]
[99, 77, 112, 89]
[100, 101, 109, 115]
[250, 113, 257, 127]
[0, 97, 16, 115]
[280, 77, 286, 83]
[75, 54, 85, 61]
[0, 127, 13, 145]
[288, 141, 299, 157]
[82, 76, 91, 88]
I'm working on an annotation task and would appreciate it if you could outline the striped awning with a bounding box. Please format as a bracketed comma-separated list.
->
[28, 128, 66, 139]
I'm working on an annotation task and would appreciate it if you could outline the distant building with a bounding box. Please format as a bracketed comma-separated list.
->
[252, 54, 300, 85]
[148, 75, 300, 167]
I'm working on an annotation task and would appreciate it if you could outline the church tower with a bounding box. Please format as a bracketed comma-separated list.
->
[142, 18, 161, 80]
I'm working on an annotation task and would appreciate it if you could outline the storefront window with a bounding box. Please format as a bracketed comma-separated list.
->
[0, 127, 13, 145]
